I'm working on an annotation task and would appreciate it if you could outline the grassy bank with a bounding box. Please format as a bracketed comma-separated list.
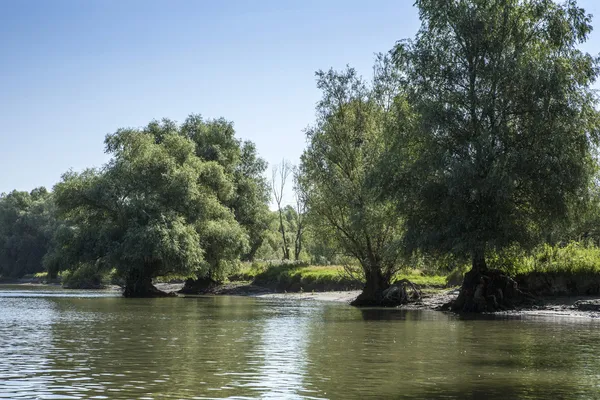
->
[229, 261, 447, 292]
[16, 243, 600, 295]
[442, 243, 600, 297]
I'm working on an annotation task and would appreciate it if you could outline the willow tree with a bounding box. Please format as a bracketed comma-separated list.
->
[0, 187, 55, 278]
[384, 0, 600, 311]
[300, 61, 408, 306]
[50, 128, 248, 297]
[179, 115, 271, 262]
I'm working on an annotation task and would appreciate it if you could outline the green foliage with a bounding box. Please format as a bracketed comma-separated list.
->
[0, 188, 56, 278]
[49, 121, 249, 293]
[384, 0, 600, 268]
[4, 2, 600, 298]
[443, 242, 600, 286]
[200, 218, 249, 281]
[61, 264, 110, 289]
[179, 115, 271, 261]
[253, 210, 323, 263]
[105, 115, 270, 263]
[247, 262, 361, 291]
[392, 272, 447, 288]
[300, 58, 407, 296]
[444, 264, 472, 288]
[232, 261, 447, 290]
[499, 242, 600, 276]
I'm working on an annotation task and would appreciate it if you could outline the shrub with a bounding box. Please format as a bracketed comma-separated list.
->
[62, 264, 109, 289]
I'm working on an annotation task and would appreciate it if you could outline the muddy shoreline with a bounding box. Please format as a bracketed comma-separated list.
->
[157, 282, 600, 319]
[5, 281, 600, 319]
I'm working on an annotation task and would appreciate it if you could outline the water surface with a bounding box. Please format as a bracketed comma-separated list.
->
[1, 285, 599, 399]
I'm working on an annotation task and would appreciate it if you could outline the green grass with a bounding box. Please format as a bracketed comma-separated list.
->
[503, 242, 600, 276]
[153, 273, 194, 283]
[28, 242, 600, 291]
[393, 273, 447, 287]
[233, 242, 600, 291]
[438, 242, 600, 287]
[229, 261, 448, 290]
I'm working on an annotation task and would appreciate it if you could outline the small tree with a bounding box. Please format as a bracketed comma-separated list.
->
[292, 167, 307, 261]
[272, 160, 292, 260]
[384, 0, 600, 311]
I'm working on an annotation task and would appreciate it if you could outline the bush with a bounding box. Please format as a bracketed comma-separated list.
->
[61, 264, 110, 289]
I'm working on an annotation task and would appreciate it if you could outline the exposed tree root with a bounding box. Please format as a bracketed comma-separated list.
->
[178, 277, 221, 295]
[381, 279, 422, 306]
[445, 268, 535, 312]
[351, 279, 422, 307]
[123, 276, 176, 298]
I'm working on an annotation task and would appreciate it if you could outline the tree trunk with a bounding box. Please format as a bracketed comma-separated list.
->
[278, 209, 290, 260]
[243, 239, 263, 262]
[350, 267, 390, 307]
[448, 248, 534, 312]
[123, 268, 174, 298]
[294, 225, 302, 261]
[178, 276, 220, 295]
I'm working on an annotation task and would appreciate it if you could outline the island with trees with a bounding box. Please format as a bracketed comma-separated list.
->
[2, 0, 600, 313]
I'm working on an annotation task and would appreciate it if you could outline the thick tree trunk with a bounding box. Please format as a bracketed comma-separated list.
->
[123, 268, 174, 298]
[350, 267, 390, 307]
[178, 277, 221, 294]
[294, 224, 303, 261]
[448, 249, 534, 312]
[243, 240, 262, 262]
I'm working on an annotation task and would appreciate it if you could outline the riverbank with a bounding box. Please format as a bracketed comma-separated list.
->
[255, 288, 600, 319]
[10, 265, 600, 318]
[5, 280, 600, 319]
[155, 282, 600, 319]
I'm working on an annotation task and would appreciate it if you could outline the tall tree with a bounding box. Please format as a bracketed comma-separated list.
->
[292, 167, 307, 261]
[231, 141, 271, 260]
[50, 128, 248, 297]
[272, 160, 292, 260]
[300, 63, 406, 306]
[385, 0, 600, 311]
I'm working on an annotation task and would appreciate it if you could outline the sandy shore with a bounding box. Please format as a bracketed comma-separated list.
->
[254, 290, 361, 303]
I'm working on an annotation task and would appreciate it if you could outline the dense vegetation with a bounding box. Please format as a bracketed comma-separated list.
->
[1, 0, 599, 310]
[0, 188, 56, 278]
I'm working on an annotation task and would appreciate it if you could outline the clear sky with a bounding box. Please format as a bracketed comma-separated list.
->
[1, 0, 599, 201]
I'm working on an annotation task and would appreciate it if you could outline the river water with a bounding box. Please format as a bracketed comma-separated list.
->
[1, 285, 600, 399]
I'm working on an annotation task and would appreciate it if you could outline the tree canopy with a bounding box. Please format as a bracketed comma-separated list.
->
[300, 61, 407, 305]
[386, 0, 600, 262]
[381, 0, 600, 310]
[49, 125, 248, 296]
[140, 115, 272, 262]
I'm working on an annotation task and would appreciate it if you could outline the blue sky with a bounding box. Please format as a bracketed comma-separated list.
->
[1, 0, 599, 203]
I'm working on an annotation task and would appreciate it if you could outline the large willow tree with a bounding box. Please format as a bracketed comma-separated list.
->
[50, 127, 248, 297]
[384, 0, 600, 311]
[134, 115, 271, 293]
[127, 115, 271, 263]
[301, 60, 408, 306]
